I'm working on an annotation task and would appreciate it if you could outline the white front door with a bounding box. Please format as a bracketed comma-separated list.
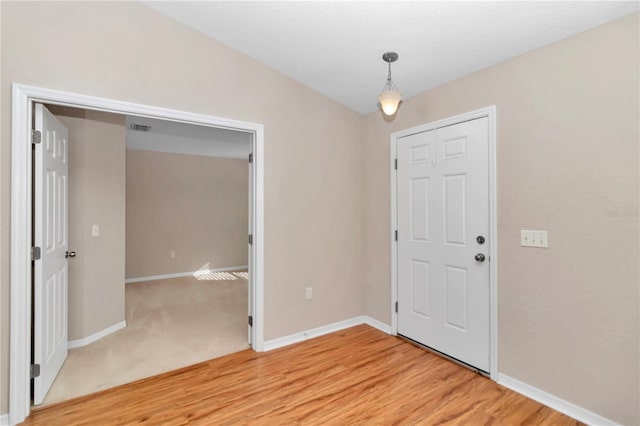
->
[397, 117, 490, 372]
[33, 103, 69, 404]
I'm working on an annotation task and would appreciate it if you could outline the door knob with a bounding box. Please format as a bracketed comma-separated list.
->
[474, 253, 485, 262]
[65, 251, 76, 259]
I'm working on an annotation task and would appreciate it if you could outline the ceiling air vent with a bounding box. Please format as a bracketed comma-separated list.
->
[129, 123, 151, 132]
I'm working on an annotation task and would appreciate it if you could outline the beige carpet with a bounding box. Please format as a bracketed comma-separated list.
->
[41, 271, 249, 406]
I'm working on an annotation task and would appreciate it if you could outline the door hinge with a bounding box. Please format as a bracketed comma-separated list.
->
[395, 301, 398, 313]
[395, 230, 398, 241]
[30, 364, 41, 379]
[31, 246, 41, 261]
[248, 153, 253, 163]
[32, 130, 42, 145]
[394, 158, 397, 170]
[248, 234, 253, 245]
[248, 315, 253, 327]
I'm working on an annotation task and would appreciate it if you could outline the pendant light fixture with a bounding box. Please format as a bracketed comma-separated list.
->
[378, 51, 402, 116]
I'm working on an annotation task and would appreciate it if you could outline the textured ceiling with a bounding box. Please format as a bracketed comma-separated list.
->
[143, 1, 639, 114]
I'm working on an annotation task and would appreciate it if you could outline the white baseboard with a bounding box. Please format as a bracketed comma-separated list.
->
[68, 320, 127, 349]
[363, 315, 392, 334]
[497, 374, 619, 426]
[0, 413, 8, 426]
[263, 315, 391, 351]
[125, 265, 248, 284]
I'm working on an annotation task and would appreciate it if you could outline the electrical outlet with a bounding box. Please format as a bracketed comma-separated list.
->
[91, 225, 100, 237]
[305, 287, 312, 300]
[521, 230, 548, 248]
[170, 250, 175, 258]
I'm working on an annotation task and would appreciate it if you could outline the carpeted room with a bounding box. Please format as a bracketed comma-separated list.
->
[39, 106, 253, 405]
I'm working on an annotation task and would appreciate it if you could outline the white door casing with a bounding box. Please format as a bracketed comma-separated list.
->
[11, 84, 265, 426]
[397, 117, 491, 372]
[33, 104, 69, 404]
[248, 146, 254, 343]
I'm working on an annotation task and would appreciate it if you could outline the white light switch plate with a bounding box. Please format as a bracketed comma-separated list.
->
[521, 230, 548, 248]
[91, 224, 100, 237]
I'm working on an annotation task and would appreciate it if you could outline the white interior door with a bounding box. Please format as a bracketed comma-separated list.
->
[33, 103, 69, 405]
[397, 117, 490, 372]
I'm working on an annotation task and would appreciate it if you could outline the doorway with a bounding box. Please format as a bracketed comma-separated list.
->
[34, 105, 254, 406]
[10, 84, 265, 425]
[390, 106, 498, 378]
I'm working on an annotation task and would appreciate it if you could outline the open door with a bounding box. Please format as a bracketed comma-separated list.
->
[33, 103, 69, 405]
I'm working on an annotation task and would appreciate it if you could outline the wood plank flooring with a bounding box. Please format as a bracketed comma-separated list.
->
[23, 325, 581, 425]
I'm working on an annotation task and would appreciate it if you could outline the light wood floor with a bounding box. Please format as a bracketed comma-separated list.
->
[23, 325, 581, 425]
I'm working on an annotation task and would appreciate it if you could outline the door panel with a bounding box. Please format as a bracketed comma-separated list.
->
[443, 174, 467, 245]
[410, 178, 429, 241]
[444, 265, 468, 331]
[34, 103, 69, 405]
[411, 260, 430, 318]
[397, 117, 490, 372]
[410, 143, 430, 163]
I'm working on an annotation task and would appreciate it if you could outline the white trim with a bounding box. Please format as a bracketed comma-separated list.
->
[390, 136, 398, 336]
[487, 107, 499, 382]
[0, 414, 9, 426]
[389, 106, 498, 380]
[10, 84, 33, 426]
[363, 316, 392, 334]
[498, 374, 619, 426]
[124, 265, 249, 284]
[263, 317, 365, 351]
[10, 84, 265, 426]
[67, 321, 127, 349]
[263, 316, 392, 351]
[252, 122, 265, 353]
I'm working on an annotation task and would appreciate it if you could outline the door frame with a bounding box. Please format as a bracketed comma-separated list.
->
[10, 83, 266, 425]
[389, 105, 498, 380]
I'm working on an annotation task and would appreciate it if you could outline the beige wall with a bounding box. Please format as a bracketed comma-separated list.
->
[363, 13, 639, 425]
[1, 2, 637, 424]
[48, 106, 126, 342]
[126, 150, 248, 278]
[0, 1, 364, 414]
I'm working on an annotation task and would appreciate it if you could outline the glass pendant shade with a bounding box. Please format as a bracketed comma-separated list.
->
[378, 51, 402, 116]
[379, 89, 402, 116]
